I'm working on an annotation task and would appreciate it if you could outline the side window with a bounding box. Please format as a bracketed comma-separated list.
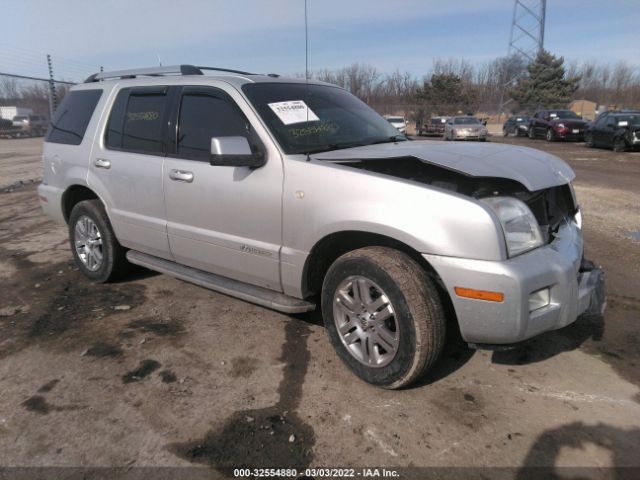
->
[177, 91, 251, 160]
[105, 87, 168, 154]
[595, 114, 609, 128]
[45, 89, 103, 145]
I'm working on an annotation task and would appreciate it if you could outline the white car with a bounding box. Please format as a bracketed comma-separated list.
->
[384, 115, 407, 134]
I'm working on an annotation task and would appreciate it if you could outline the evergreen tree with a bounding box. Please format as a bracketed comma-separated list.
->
[510, 50, 580, 111]
[415, 73, 476, 115]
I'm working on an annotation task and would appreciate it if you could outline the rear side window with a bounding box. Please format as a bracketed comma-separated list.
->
[45, 89, 102, 145]
[177, 90, 251, 160]
[105, 87, 168, 155]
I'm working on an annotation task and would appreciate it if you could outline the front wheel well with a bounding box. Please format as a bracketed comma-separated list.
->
[303, 231, 440, 298]
[61, 185, 99, 223]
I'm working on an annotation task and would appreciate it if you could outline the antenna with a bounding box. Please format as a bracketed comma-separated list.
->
[156, 54, 162, 66]
[304, 0, 311, 160]
[304, 0, 309, 81]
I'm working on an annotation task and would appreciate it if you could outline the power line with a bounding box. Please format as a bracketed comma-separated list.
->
[0, 72, 75, 85]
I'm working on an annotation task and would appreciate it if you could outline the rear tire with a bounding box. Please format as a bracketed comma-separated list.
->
[68, 199, 129, 283]
[585, 132, 595, 148]
[321, 247, 446, 389]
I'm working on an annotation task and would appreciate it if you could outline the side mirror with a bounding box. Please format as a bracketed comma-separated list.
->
[482, 120, 488, 126]
[210, 136, 265, 168]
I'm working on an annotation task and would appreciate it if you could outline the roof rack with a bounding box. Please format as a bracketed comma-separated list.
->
[84, 64, 256, 83]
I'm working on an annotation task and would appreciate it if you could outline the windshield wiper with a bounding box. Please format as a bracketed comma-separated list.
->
[366, 135, 408, 145]
[300, 135, 407, 155]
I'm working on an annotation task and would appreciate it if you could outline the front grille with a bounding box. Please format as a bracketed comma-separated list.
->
[523, 185, 576, 243]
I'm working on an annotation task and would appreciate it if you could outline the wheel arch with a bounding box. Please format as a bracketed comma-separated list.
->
[61, 184, 102, 224]
[301, 230, 453, 311]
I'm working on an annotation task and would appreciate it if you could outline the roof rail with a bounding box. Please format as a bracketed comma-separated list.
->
[84, 64, 257, 83]
[195, 66, 256, 76]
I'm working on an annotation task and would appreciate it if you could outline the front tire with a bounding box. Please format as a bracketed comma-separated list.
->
[546, 128, 555, 142]
[321, 247, 446, 389]
[528, 127, 536, 139]
[613, 137, 627, 152]
[68, 199, 129, 283]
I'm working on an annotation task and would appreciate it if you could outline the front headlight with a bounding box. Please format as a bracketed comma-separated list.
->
[482, 196, 543, 257]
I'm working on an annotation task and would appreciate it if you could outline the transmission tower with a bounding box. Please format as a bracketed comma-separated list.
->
[499, 0, 547, 115]
[508, 0, 546, 61]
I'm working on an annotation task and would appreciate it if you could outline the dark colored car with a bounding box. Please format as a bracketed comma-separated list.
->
[585, 112, 640, 152]
[528, 110, 588, 141]
[418, 116, 448, 136]
[502, 115, 531, 137]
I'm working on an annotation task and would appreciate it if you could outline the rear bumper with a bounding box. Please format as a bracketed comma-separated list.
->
[37, 183, 66, 225]
[424, 222, 605, 344]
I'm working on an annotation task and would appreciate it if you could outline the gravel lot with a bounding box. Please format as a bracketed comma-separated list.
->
[0, 136, 639, 478]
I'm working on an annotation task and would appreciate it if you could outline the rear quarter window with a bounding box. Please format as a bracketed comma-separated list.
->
[45, 90, 103, 145]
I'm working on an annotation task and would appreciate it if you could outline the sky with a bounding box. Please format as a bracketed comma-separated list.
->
[1, 0, 638, 82]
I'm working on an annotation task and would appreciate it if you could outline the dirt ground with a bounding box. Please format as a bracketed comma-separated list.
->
[0, 136, 639, 478]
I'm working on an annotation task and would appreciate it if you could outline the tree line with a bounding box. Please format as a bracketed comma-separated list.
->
[307, 52, 640, 117]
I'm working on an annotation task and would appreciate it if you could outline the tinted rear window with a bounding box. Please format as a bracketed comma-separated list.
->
[105, 87, 167, 154]
[46, 90, 102, 145]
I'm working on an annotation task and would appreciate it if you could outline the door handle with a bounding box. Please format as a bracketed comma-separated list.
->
[169, 169, 194, 183]
[94, 158, 111, 169]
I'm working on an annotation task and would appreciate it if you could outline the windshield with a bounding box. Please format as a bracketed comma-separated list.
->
[386, 117, 404, 123]
[453, 117, 481, 125]
[616, 114, 640, 126]
[549, 111, 580, 119]
[242, 83, 405, 154]
[431, 118, 446, 124]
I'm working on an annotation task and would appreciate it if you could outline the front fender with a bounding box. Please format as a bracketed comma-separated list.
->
[280, 157, 506, 297]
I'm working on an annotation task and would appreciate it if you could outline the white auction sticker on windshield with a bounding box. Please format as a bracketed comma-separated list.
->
[268, 100, 319, 125]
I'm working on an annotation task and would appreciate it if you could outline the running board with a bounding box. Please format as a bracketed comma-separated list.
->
[126, 251, 316, 314]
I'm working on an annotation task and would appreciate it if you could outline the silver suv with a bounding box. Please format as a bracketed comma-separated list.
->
[38, 65, 605, 389]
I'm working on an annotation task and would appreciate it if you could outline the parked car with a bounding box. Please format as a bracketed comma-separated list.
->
[10, 114, 49, 137]
[502, 115, 531, 137]
[419, 116, 449, 136]
[528, 110, 588, 141]
[585, 112, 640, 152]
[38, 65, 605, 389]
[384, 115, 407, 134]
[444, 116, 488, 141]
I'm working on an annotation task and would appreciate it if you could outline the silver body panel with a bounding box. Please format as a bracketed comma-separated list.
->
[38, 73, 600, 345]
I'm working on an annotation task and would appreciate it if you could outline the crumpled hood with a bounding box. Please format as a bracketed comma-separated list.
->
[312, 141, 575, 192]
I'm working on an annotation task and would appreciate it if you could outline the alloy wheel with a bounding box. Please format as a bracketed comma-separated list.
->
[74, 215, 103, 271]
[333, 275, 399, 368]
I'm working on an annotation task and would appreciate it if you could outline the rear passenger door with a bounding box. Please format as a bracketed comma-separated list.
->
[87, 86, 173, 259]
[162, 86, 283, 291]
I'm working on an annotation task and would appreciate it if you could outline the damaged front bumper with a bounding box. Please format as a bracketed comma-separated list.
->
[423, 221, 606, 345]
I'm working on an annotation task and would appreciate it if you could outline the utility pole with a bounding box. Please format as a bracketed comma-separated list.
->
[498, 0, 547, 118]
[46, 54, 58, 117]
